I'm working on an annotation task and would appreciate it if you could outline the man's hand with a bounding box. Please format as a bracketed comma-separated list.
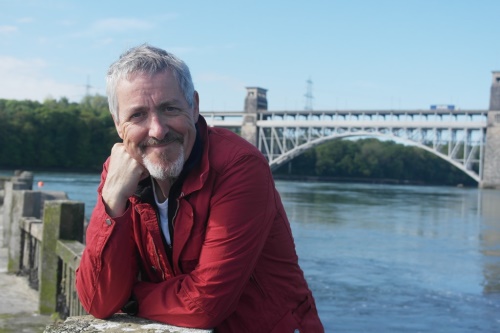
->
[102, 123, 149, 217]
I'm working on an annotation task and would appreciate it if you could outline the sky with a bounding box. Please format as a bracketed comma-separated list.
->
[1, 0, 499, 112]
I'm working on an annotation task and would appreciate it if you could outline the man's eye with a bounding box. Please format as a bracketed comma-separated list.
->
[162, 106, 178, 112]
[130, 112, 146, 119]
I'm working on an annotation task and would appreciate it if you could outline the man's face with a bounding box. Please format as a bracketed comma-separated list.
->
[114, 70, 199, 180]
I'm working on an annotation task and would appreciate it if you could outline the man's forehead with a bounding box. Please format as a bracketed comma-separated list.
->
[115, 71, 187, 113]
[116, 70, 180, 94]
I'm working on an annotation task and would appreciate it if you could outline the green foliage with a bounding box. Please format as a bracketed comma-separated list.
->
[275, 138, 477, 186]
[0, 96, 478, 185]
[0, 95, 118, 171]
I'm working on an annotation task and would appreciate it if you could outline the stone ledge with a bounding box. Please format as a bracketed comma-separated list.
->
[43, 314, 213, 333]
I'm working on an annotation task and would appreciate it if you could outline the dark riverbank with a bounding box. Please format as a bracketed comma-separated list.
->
[272, 174, 475, 187]
[1, 167, 475, 188]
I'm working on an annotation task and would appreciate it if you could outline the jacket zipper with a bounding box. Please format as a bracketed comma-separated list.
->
[168, 192, 183, 248]
[153, 209, 166, 280]
[153, 246, 165, 280]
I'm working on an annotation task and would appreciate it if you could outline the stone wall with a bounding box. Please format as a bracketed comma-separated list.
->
[44, 314, 213, 333]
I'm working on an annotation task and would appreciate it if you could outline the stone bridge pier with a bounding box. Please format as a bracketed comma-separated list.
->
[481, 71, 500, 189]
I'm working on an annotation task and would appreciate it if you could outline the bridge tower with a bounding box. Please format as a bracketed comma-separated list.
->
[242, 87, 267, 146]
[481, 71, 500, 189]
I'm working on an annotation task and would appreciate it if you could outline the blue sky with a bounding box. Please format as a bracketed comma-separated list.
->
[1, 0, 499, 111]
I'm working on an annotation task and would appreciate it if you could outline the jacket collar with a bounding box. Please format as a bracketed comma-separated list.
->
[179, 115, 210, 196]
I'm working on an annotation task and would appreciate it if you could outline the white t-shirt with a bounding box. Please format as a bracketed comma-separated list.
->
[152, 180, 171, 246]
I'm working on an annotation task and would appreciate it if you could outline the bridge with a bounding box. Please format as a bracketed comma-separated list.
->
[202, 109, 487, 182]
[200, 71, 500, 188]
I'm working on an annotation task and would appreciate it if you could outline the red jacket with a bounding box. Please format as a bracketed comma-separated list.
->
[76, 116, 324, 332]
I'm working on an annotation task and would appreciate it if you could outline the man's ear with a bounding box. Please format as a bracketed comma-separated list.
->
[193, 91, 200, 122]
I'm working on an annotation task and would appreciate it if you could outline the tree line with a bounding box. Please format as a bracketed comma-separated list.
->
[0, 95, 118, 171]
[274, 138, 476, 186]
[0, 96, 476, 186]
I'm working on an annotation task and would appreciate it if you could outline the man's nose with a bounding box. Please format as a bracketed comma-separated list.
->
[148, 112, 168, 139]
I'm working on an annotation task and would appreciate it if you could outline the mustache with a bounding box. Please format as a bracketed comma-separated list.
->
[140, 133, 184, 148]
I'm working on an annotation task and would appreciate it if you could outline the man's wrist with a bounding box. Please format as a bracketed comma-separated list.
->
[102, 193, 128, 218]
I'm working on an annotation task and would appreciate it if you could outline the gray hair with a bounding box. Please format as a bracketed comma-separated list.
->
[106, 44, 195, 121]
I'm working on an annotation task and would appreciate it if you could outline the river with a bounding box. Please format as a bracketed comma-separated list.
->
[9, 171, 500, 332]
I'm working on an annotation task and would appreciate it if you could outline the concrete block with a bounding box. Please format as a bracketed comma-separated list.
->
[5, 191, 67, 273]
[43, 314, 213, 333]
[2, 181, 32, 248]
[7, 190, 42, 272]
[39, 200, 84, 315]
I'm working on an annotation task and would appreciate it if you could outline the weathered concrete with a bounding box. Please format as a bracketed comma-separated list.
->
[5, 190, 67, 273]
[2, 179, 32, 248]
[43, 314, 213, 333]
[490, 71, 500, 110]
[481, 111, 500, 188]
[39, 200, 84, 315]
[241, 87, 267, 146]
[0, 204, 54, 332]
[0, 175, 64, 331]
[481, 71, 500, 189]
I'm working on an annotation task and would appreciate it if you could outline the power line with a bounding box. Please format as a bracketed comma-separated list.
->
[84, 75, 94, 96]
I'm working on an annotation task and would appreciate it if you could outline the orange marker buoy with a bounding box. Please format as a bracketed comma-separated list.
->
[37, 181, 44, 188]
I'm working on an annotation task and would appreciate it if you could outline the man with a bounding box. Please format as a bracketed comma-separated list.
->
[75, 44, 324, 333]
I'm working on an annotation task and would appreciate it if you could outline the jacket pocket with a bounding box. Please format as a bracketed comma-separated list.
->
[270, 310, 300, 333]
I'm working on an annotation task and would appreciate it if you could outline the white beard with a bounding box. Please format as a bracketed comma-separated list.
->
[143, 147, 185, 180]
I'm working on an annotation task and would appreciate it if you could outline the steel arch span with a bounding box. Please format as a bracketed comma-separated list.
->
[263, 131, 481, 182]
[257, 128, 484, 183]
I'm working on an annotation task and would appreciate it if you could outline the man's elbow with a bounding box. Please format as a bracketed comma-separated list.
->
[186, 305, 233, 329]
[76, 283, 123, 319]
[85, 301, 122, 320]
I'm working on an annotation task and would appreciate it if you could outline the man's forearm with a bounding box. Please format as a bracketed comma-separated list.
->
[76, 198, 138, 318]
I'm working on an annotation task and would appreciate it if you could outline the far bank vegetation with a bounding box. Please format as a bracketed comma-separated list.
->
[0, 95, 475, 186]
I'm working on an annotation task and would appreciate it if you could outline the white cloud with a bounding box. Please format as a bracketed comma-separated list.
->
[0, 25, 18, 35]
[0, 56, 82, 101]
[90, 18, 153, 33]
[17, 17, 34, 23]
[0, 56, 46, 75]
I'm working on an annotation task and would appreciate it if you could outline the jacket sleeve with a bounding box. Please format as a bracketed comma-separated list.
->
[75, 165, 139, 319]
[132, 153, 278, 328]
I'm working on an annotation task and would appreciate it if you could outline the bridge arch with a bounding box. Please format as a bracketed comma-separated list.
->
[267, 131, 481, 183]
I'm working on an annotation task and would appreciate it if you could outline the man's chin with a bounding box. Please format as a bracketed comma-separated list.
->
[144, 162, 170, 180]
[142, 153, 184, 180]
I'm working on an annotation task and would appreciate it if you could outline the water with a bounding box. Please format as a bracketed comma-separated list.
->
[277, 182, 500, 332]
[5, 170, 500, 332]
[30, 171, 101, 219]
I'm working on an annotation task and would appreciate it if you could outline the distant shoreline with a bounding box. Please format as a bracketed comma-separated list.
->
[0, 167, 474, 188]
[272, 174, 473, 187]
